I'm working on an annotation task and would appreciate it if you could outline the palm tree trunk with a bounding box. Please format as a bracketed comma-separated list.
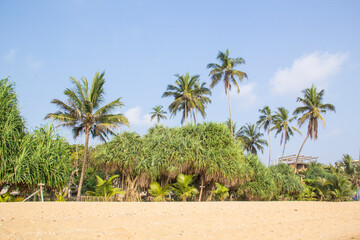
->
[190, 108, 193, 124]
[282, 130, 287, 157]
[268, 128, 271, 166]
[196, 109, 199, 125]
[294, 133, 309, 173]
[227, 82, 233, 137]
[282, 141, 286, 157]
[77, 127, 90, 200]
[185, 100, 187, 126]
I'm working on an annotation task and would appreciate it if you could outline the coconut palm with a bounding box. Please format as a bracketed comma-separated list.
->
[293, 85, 335, 172]
[212, 183, 229, 201]
[207, 49, 247, 135]
[225, 118, 237, 136]
[340, 154, 359, 186]
[328, 175, 353, 201]
[236, 123, 268, 155]
[257, 106, 274, 165]
[148, 182, 171, 202]
[87, 175, 125, 201]
[162, 73, 201, 125]
[171, 173, 199, 201]
[271, 107, 301, 157]
[193, 82, 212, 124]
[150, 105, 167, 124]
[45, 71, 129, 199]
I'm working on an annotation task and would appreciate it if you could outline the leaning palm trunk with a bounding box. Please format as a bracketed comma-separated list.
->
[294, 133, 309, 173]
[77, 127, 90, 200]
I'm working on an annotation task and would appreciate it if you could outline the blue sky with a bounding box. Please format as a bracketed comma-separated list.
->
[1, 0, 359, 164]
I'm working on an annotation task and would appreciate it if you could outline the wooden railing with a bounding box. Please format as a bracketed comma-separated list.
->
[278, 154, 318, 165]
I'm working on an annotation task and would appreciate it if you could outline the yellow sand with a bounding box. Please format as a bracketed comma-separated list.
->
[0, 202, 359, 240]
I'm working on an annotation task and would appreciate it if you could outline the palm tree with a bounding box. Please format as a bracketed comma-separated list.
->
[225, 118, 237, 136]
[340, 154, 358, 186]
[236, 123, 268, 155]
[271, 107, 301, 157]
[148, 182, 171, 202]
[150, 105, 167, 124]
[193, 82, 212, 124]
[212, 183, 230, 201]
[171, 173, 199, 201]
[257, 106, 273, 165]
[207, 49, 247, 135]
[45, 71, 129, 199]
[87, 175, 125, 201]
[293, 85, 335, 172]
[162, 73, 200, 125]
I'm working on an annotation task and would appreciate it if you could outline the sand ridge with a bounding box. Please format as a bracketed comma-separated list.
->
[0, 202, 359, 240]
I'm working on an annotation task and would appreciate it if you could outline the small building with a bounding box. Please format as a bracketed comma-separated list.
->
[278, 154, 318, 171]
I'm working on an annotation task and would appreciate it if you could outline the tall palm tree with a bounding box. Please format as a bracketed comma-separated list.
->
[225, 118, 237, 136]
[193, 82, 212, 124]
[257, 106, 273, 165]
[45, 71, 129, 199]
[207, 49, 247, 135]
[150, 105, 167, 124]
[293, 84, 335, 172]
[236, 123, 268, 155]
[162, 73, 200, 125]
[271, 107, 301, 157]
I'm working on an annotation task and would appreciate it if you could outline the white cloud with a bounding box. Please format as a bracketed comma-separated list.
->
[125, 106, 153, 127]
[270, 52, 348, 94]
[230, 82, 257, 109]
[4, 49, 16, 62]
[27, 56, 44, 70]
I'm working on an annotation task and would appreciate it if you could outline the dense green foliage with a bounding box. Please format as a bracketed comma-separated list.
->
[97, 123, 246, 200]
[0, 78, 25, 183]
[269, 164, 304, 200]
[1, 78, 71, 191]
[2, 125, 71, 189]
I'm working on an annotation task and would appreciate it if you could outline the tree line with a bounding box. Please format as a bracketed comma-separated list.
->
[0, 49, 358, 202]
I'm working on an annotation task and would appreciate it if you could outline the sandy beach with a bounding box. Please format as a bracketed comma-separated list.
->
[0, 202, 359, 240]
